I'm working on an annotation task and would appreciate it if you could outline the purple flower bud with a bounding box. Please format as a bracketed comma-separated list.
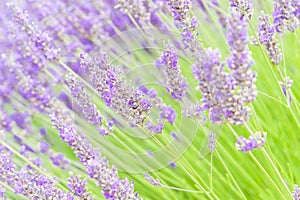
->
[144, 173, 162, 186]
[32, 157, 42, 167]
[169, 162, 177, 168]
[160, 106, 176, 124]
[40, 140, 50, 153]
[50, 153, 70, 170]
[39, 128, 47, 136]
[147, 88, 158, 98]
[236, 132, 267, 152]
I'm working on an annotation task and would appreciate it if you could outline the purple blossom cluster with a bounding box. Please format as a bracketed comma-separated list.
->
[167, 2, 257, 125]
[235, 132, 267, 152]
[0, 145, 75, 199]
[168, 0, 192, 30]
[258, 13, 282, 65]
[80, 53, 152, 127]
[0, 0, 296, 198]
[67, 173, 93, 199]
[208, 131, 217, 153]
[272, 0, 300, 35]
[157, 44, 188, 100]
[229, 0, 253, 18]
[65, 73, 112, 135]
[192, 48, 231, 123]
[225, 8, 257, 125]
[51, 114, 141, 199]
[144, 173, 162, 186]
[7, 3, 61, 60]
[140, 86, 177, 131]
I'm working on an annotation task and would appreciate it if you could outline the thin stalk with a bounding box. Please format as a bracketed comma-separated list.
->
[261, 147, 293, 199]
[249, 153, 286, 199]
[215, 150, 247, 200]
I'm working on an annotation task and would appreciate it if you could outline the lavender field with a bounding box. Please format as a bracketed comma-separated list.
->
[0, 0, 300, 199]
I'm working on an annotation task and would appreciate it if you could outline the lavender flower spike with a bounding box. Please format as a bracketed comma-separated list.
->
[235, 132, 267, 152]
[68, 172, 93, 199]
[144, 173, 162, 186]
[226, 8, 257, 125]
[272, 0, 299, 35]
[167, 0, 192, 30]
[7, 3, 61, 60]
[208, 131, 217, 153]
[229, 0, 253, 19]
[258, 12, 282, 65]
[80, 53, 152, 127]
[51, 114, 141, 200]
[65, 73, 110, 135]
[158, 43, 188, 100]
[0, 146, 75, 199]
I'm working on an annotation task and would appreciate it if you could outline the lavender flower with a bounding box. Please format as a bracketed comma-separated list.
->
[160, 106, 177, 124]
[226, 8, 257, 125]
[51, 114, 141, 199]
[158, 44, 187, 100]
[144, 173, 162, 186]
[273, 0, 299, 35]
[193, 48, 229, 123]
[229, 0, 253, 19]
[65, 73, 108, 134]
[80, 53, 152, 127]
[68, 173, 93, 199]
[208, 131, 217, 153]
[235, 132, 267, 152]
[14, 67, 53, 113]
[226, 8, 255, 88]
[258, 13, 282, 65]
[292, 184, 300, 200]
[0, 145, 74, 199]
[167, 0, 192, 30]
[7, 3, 61, 60]
[145, 121, 165, 134]
[115, 0, 151, 26]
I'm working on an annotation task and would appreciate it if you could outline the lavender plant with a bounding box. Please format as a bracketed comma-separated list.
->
[0, 0, 300, 199]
